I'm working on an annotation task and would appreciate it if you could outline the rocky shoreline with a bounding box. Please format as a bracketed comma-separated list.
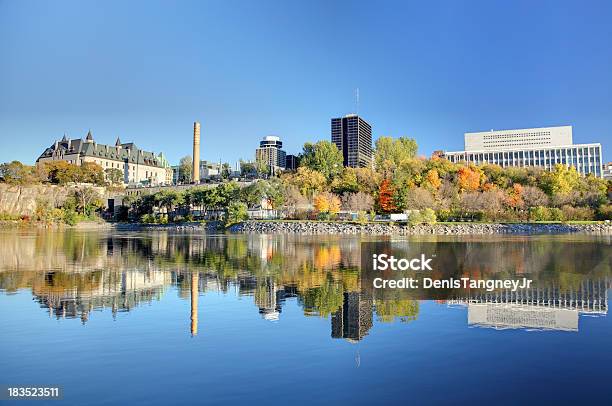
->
[2, 220, 610, 235]
[228, 220, 612, 235]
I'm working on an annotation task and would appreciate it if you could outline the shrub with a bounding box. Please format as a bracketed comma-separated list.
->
[0, 212, 20, 221]
[597, 204, 612, 221]
[421, 208, 437, 224]
[357, 210, 368, 225]
[561, 205, 594, 221]
[408, 209, 437, 225]
[437, 209, 484, 222]
[436, 209, 452, 222]
[140, 213, 156, 224]
[63, 210, 78, 226]
[549, 208, 565, 221]
[293, 209, 310, 220]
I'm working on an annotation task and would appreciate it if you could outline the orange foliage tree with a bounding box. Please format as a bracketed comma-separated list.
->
[424, 169, 441, 191]
[457, 166, 482, 192]
[506, 183, 524, 209]
[378, 179, 397, 213]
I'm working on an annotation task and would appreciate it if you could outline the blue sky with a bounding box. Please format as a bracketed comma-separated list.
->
[1, 0, 611, 165]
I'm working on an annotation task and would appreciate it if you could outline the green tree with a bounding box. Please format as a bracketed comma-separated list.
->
[300, 141, 343, 180]
[374, 136, 418, 176]
[155, 190, 184, 216]
[179, 156, 193, 183]
[226, 201, 248, 225]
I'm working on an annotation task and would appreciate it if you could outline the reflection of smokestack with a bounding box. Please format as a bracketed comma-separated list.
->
[191, 272, 199, 336]
[192, 121, 201, 183]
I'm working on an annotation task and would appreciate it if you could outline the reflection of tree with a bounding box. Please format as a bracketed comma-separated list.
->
[300, 276, 344, 317]
[375, 299, 419, 323]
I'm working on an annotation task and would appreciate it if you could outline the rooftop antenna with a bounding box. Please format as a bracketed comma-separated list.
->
[354, 88, 360, 115]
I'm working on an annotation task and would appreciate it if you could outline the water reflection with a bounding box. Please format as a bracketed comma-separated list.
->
[446, 279, 609, 331]
[0, 230, 609, 336]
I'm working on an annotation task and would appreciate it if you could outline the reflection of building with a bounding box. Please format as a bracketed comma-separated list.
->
[36, 131, 170, 185]
[467, 304, 579, 331]
[331, 114, 372, 168]
[255, 277, 295, 321]
[448, 279, 609, 332]
[331, 292, 373, 342]
[441, 126, 604, 177]
[33, 270, 171, 324]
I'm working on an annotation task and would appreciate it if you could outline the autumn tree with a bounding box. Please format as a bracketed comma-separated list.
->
[0, 161, 39, 184]
[521, 186, 549, 208]
[540, 164, 579, 196]
[457, 165, 483, 192]
[331, 168, 359, 194]
[313, 192, 341, 219]
[374, 136, 418, 177]
[45, 161, 81, 184]
[282, 167, 326, 198]
[80, 162, 105, 185]
[73, 187, 103, 215]
[405, 187, 436, 210]
[377, 179, 397, 213]
[341, 192, 374, 212]
[505, 183, 524, 209]
[423, 169, 442, 191]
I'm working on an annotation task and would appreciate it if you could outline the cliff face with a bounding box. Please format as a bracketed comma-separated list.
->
[0, 184, 107, 215]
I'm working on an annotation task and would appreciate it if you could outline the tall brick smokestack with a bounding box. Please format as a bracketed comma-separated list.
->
[192, 121, 200, 183]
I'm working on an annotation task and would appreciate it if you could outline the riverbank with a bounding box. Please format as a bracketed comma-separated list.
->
[2, 220, 610, 235]
[227, 220, 612, 235]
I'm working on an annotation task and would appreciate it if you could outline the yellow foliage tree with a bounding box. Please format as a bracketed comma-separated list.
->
[313, 192, 341, 215]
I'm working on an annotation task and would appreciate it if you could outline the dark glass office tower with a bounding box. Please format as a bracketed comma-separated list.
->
[331, 114, 372, 168]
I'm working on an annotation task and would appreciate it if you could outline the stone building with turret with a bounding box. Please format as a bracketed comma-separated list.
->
[36, 131, 172, 185]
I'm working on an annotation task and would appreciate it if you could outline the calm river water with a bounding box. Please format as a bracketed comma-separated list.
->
[0, 230, 610, 405]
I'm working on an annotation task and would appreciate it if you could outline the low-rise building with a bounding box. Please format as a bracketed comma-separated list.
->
[36, 131, 170, 185]
[604, 162, 612, 180]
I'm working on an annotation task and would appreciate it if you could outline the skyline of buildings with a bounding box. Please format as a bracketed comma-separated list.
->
[32, 118, 608, 186]
[442, 125, 604, 177]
